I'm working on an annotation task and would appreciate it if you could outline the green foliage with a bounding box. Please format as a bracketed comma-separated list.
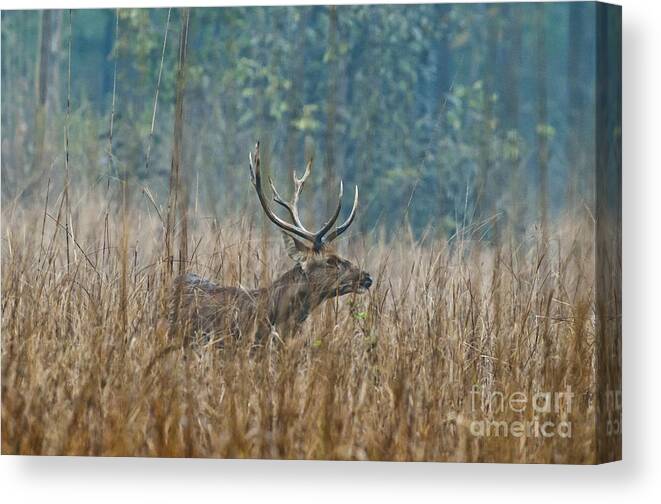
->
[1, 4, 598, 238]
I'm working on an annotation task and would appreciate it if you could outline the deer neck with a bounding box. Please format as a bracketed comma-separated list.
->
[265, 264, 328, 327]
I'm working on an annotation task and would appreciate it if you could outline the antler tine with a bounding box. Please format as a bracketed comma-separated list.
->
[268, 176, 310, 232]
[268, 177, 288, 208]
[248, 142, 258, 185]
[249, 143, 317, 244]
[267, 156, 314, 232]
[287, 157, 312, 217]
[292, 158, 312, 199]
[316, 180, 344, 243]
[323, 185, 359, 244]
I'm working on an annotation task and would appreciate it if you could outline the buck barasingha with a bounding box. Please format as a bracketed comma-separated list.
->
[169, 142, 372, 348]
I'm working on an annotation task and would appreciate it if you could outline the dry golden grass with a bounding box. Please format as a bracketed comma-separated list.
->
[1, 191, 598, 463]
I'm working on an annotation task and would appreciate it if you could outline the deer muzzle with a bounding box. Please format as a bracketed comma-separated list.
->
[359, 272, 373, 291]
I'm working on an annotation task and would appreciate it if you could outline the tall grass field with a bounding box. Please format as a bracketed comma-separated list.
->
[1, 5, 620, 464]
[2, 192, 598, 463]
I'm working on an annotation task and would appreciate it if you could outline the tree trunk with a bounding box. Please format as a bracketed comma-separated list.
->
[535, 4, 549, 242]
[284, 8, 309, 174]
[503, 4, 523, 234]
[32, 10, 52, 177]
[324, 6, 339, 215]
[165, 8, 190, 277]
[566, 2, 584, 210]
[476, 5, 499, 227]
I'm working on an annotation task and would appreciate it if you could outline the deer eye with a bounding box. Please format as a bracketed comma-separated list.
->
[327, 256, 340, 268]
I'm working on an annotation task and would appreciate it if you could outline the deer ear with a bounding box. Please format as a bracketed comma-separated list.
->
[282, 232, 311, 263]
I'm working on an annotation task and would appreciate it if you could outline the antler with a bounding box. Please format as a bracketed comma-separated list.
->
[249, 142, 358, 251]
[249, 142, 317, 243]
[323, 185, 359, 243]
[268, 158, 312, 232]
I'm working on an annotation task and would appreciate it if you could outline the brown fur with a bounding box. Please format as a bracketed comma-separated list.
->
[169, 250, 372, 347]
[169, 143, 372, 348]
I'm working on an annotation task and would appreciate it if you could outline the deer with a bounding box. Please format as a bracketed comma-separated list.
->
[168, 142, 372, 349]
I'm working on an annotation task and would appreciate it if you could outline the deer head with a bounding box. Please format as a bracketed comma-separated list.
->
[248, 142, 372, 300]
